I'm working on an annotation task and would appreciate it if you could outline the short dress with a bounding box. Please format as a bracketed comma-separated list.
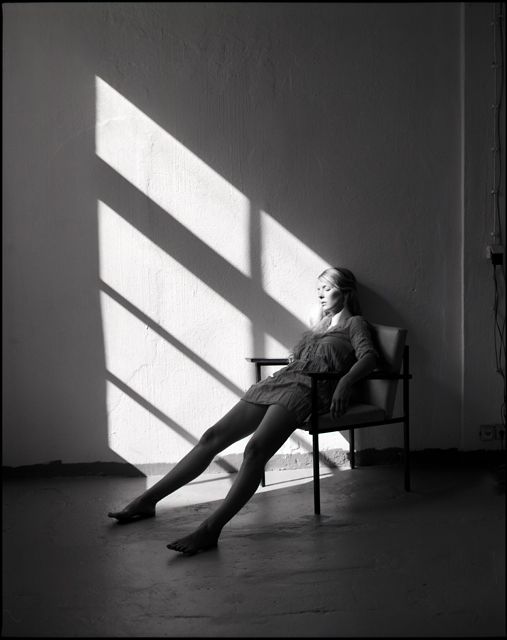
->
[241, 315, 378, 426]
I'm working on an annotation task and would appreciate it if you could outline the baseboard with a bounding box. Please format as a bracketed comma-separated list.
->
[1, 460, 146, 478]
[2, 447, 505, 478]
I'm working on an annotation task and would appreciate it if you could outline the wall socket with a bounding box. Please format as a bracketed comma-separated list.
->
[479, 424, 505, 441]
[486, 245, 504, 265]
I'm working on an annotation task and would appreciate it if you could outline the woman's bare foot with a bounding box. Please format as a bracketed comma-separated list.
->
[108, 496, 156, 523]
[166, 523, 220, 556]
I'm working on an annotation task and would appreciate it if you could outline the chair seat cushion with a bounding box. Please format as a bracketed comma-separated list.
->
[304, 403, 386, 431]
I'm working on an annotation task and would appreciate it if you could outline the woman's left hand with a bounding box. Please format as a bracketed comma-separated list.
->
[330, 379, 352, 419]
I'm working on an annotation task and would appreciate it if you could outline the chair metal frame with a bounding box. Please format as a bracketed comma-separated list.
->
[247, 345, 412, 514]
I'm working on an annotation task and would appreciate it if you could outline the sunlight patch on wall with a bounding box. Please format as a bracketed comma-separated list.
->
[101, 289, 243, 460]
[95, 76, 250, 276]
[98, 201, 252, 390]
[260, 210, 331, 324]
[105, 378, 190, 465]
[263, 332, 291, 359]
[95, 78, 348, 462]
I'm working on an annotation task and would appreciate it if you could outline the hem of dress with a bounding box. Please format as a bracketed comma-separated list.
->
[240, 398, 302, 426]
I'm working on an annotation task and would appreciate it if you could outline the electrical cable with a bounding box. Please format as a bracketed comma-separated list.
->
[492, 263, 506, 427]
[489, 3, 506, 432]
[493, 3, 505, 247]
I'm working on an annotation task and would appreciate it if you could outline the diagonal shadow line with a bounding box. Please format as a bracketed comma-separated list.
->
[248, 206, 340, 467]
[102, 283, 338, 470]
[100, 280, 245, 398]
[105, 370, 239, 474]
[98, 76, 333, 273]
[249, 200, 266, 357]
[96, 156, 307, 347]
[289, 431, 340, 470]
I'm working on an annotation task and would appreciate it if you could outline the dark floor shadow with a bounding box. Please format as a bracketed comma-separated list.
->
[262, 472, 333, 488]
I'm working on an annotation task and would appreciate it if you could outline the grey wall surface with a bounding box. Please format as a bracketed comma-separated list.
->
[463, 2, 506, 449]
[3, 3, 504, 466]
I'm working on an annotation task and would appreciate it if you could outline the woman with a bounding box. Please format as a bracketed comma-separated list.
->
[108, 267, 378, 555]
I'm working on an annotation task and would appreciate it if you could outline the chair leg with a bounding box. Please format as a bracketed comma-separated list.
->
[402, 346, 411, 492]
[312, 432, 320, 515]
[403, 418, 411, 492]
[256, 365, 267, 489]
[349, 429, 355, 469]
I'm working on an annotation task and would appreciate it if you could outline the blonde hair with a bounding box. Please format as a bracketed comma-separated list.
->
[318, 266, 362, 316]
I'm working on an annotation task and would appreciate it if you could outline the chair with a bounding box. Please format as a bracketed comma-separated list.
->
[246, 324, 412, 514]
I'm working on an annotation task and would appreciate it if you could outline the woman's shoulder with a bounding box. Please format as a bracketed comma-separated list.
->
[345, 315, 371, 330]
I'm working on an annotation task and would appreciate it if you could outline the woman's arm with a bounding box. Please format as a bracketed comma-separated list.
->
[341, 352, 377, 386]
[330, 352, 377, 419]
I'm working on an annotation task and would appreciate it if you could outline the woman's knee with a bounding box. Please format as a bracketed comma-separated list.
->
[243, 438, 269, 465]
[199, 401, 267, 451]
[199, 420, 242, 451]
[199, 426, 224, 450]
[242, 404, 296, 465]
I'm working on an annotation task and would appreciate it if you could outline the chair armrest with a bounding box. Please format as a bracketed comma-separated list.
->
[301, 370, 412, 380]
[245, 357, 290, 365]
[365, 372, 413, 380]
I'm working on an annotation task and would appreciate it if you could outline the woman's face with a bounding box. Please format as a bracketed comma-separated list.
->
[317, 278, 345, 315]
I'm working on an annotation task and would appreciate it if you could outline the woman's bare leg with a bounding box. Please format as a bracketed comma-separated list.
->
[108, 401, 268, 522]
[166, 403, 296, 554]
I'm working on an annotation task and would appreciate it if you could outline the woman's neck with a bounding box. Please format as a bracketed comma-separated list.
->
[327, 307, 350, 329]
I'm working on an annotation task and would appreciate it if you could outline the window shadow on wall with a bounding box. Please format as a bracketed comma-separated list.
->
[92, 3, 417, 476]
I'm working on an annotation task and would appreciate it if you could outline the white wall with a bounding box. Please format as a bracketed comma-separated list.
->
[3, 3, 504, 468]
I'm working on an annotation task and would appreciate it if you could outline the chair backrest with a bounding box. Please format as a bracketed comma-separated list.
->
[354, 323, 407, 418]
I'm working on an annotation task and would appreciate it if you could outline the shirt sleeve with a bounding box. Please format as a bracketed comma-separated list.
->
[348, 316, 378, 362]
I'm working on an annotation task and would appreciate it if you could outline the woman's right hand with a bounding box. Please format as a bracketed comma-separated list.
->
[330, 378, 352, 419]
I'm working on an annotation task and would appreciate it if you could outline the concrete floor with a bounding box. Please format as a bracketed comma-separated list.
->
[2, 463, 505, 637]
